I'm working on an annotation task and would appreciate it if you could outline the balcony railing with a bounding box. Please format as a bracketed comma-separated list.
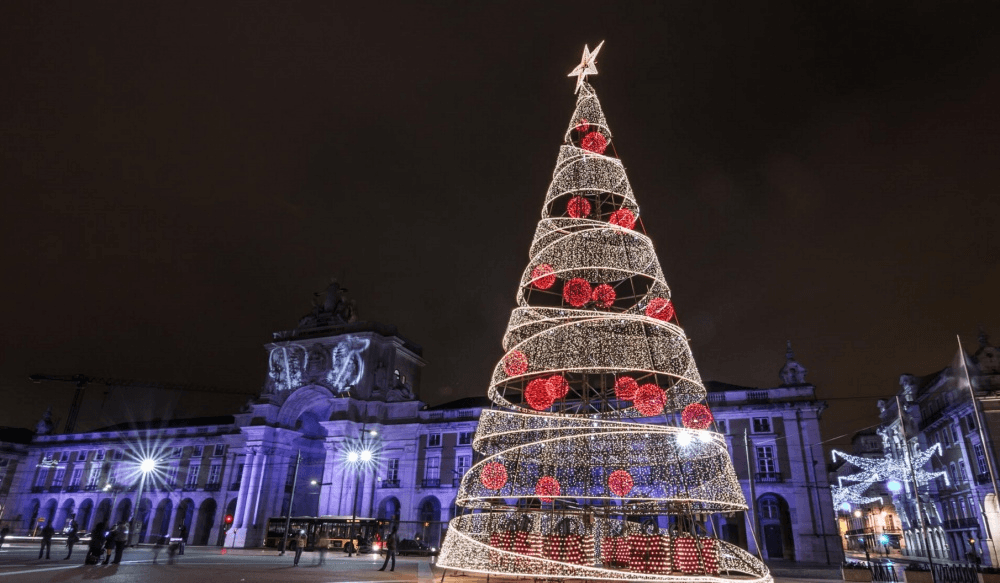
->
[204, 483, 221, 492]
[229, 482, 241, 491]
[421, 478, 441, 488]
[31, 486, 43, 493]
[65, 485, 80, 492]
[976, 472, 992, 485]
[755, 472, 783, 483]
[380, 479, 400, 488]
[49, 485, 63, 493]
[943, 517, 979, 530]
[747, 391, 770, 404]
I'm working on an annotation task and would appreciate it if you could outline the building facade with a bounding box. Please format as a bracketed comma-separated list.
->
[1, 285, 841, 562]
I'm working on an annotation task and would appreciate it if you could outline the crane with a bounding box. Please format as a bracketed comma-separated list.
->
[29, 373, 256, 434]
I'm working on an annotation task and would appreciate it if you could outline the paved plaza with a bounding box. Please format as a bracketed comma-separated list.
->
[0, 543, 839, 582]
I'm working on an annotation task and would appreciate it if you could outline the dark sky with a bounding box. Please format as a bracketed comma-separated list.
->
[2, 1, 999, 450]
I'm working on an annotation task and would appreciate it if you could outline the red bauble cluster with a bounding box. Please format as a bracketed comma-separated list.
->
[535, 476, 560, 502]
[591, 283, 616, 308]
[567, 196, 591, 218]
[480, 461, 508, 490]
[563, 278, 592, 307]
[502, 350, 529, 376]
[575, 118, 590, 134]
[614, 376, 639, 401]
[682, 403, 714, 430]
[609, 208, 636, 230]
[525, 378, 555, 410]
[608, 469, 634, 497]
[546, 374, 570, 399]
[581, 131, 608, 154]
[634, 383, 666, 416]
[531, 264, 557, 290]
[645, 297, 675, 322]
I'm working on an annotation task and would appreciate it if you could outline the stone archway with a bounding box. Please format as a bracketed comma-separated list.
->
[24, 499, 40, 532]
[377, 496, 400, 521]
[94, 499, 112, 529]
[151, 499, 173, 538]
[275, 386, 337, 430]
[113, 498, 131, 525]
[175, 498, 195, 540]
[77, 499, 94, 532]
[135, 498, 153, 543]
[417, 496, 441, 547]
[758, 493, 794, 560]
[55, 498, 76, 532]
[194, 499, 217, 546]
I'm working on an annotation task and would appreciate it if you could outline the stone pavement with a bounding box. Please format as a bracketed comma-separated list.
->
[0, 543, 841, 582]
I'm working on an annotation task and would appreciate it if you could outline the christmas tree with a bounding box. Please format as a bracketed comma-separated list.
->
[436, 44, 771, 582]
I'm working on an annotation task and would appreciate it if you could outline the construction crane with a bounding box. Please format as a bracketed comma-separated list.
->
[29, 374, 256, 434]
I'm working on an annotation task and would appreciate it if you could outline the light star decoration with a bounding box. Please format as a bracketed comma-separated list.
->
[568, 41, 605, 93]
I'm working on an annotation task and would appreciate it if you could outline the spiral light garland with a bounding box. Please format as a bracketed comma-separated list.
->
[437, 48, 769, 583]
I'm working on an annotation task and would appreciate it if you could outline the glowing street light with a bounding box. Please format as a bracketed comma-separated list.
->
[886, 479, 903, 493]
[360, 450, 372, 462]
[347, 451, 360, 463]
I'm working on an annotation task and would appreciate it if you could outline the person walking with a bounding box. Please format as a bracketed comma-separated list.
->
[64, 528, 80, 560]
[377, 530, 397, 572]
[0, 526, 9, 549]
[112, 522, 128, 564]
[152, 535, 165, 564]
[86, 522, 106, 565]
[293, 530, 306, 566]
[38, 523, 55, 559]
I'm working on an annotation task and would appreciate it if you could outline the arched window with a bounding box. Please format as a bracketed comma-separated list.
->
[760, 496, 780, 520]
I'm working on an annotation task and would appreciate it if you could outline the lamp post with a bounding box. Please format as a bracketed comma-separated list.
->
[347, 428, 377, 557]
[127, 458, 156, 546]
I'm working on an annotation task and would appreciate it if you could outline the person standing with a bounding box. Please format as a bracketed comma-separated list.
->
[112, 522, 128, 564]
[38, 523, 55, 559]
[64, 528, 80, 560]
[86, 522, 106, 565]
[293, 530, 306, 566]
[377, 530, 397, 572]
[177, 524, 187, 555]
[151, 535, 165, 564]
[101, 524, 115, 564]
[0, 526, 9, 549]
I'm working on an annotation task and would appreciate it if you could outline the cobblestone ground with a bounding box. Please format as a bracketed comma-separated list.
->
[0, 543, 837, 583]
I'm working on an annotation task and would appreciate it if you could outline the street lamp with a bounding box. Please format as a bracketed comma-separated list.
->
[127, 458, 156, 545]
[347, 427, 378, 557]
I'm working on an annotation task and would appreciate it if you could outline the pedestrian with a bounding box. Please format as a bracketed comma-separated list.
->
[378, 530, 397, 572]
[112, 522, 128, 564]
[152, 535, 165, 564]
[38, 523, 55, 559]
[167, 537, 178, 564]
[177, 524, 187, 555]
[0, 526, 9, 549]
[101, 524, 115, 565]
[86, 522, 106, 565]
[64, 528, 80, 560]
[293, 530, 306, 566]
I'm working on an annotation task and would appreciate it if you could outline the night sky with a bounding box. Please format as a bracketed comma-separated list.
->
[3, 2, 999, 451]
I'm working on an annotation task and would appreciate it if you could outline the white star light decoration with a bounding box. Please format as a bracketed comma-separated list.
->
[569, 41, 605, 93]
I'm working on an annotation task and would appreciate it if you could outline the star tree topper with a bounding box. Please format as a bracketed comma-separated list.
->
[568, 41, 605, 93]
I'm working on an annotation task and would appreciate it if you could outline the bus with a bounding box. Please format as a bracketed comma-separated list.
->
[264, 516, 384, 552]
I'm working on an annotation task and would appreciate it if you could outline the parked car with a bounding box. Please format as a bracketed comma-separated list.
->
[380, 539, 438, 556]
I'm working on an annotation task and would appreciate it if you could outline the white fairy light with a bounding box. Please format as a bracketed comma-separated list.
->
[437, 48, 769, 583]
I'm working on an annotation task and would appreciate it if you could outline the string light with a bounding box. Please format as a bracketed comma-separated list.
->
[437, 56, 768, 583]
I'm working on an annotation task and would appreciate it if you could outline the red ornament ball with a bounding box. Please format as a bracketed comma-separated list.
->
[567, 196, 592, 218]
[502, 350, 529, 377]
[480, 462, 508, 490]
[634, 384, 666, 416]
[682, 403, 714, 430]
[535, 476, 561, 502]
[609, 208, 636, 230]
[614, 376, 639, 401]
[547, 374, 570, 399]
[645, 298, 675, 322]
[592, 284, 616, 308]
[525, 378, 555, 410]
[563, 278, 592, 307]
[531, 264, 557, 290]
[608, 470, 634, 497]
[575, 118, 590, 134]
[581, 131, 608, 154]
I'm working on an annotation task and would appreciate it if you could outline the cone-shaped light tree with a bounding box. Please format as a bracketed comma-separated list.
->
[436, 44, 772, 582]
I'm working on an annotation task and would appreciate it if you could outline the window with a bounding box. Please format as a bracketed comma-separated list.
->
[960, 499, 968, 519]
[456, 456, 471, 479]
[752, 418, 771, 433]
[427, 434, 442, 448]
[60, 452, 70, 462]
[42, 452, 53, 463]
[35, 467, 49, 487]
[52, 468, 65, 487]
[458, 432, 474, 446]
[207, 464, 221, 485]
[185, 464, 200, 488]
[171, 447, 183, 458]
[69, 468, 83, 487]
[952, 425, 961, 443]
[77, 451, 88, 462]
[87, 467, 101, 488]
[958, 460, 968, 483]
[967, 415, 978, 432]
[386, 459, 400, 482]
[949, 463, 958, 485]
[759, 497, 780, 519]
[975, 443, 988, 475]
[192, 445, 204, 457]
[213, 444, 226, 457]
[717, 420, 728, 434]
[424, 457, 440, 481]
[885, 515, 894, 530]
[755, 446, 776, 473]
[112, 449, 124, 461]
[95, 449, 106, 461]
[166, 466, 179, 487]
[934, 432, 941, 447]
[969, 497, 979, 518]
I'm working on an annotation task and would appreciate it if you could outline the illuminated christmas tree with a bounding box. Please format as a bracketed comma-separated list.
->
[436, 44, 771, 582]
